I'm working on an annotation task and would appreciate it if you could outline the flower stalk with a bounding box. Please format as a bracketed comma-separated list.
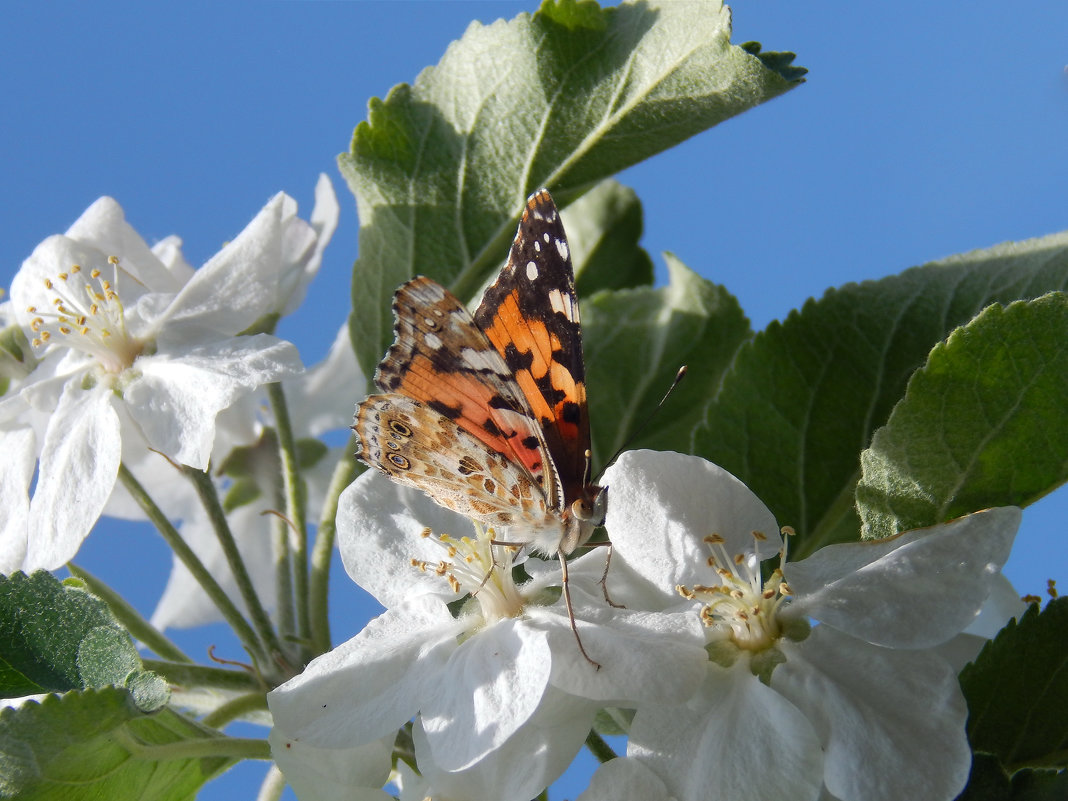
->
[118, 463, 263, 664]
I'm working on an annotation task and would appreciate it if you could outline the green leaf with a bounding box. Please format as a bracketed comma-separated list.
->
[0, 689, 236, 801]
[1010, 770, 1068, 801]
[956, 752, 1012, 801]
[0, 572, 168, 711]
[567, 180, 654, 296]
[738, 41, 808, 83]
[583, 254, 750, 470]
[342, 0, 802, 378]
[857, 294, 1068, 538]
[0, 323, 36, 393]
[694, 230, 1068, 557]
[960, 598, 1068, 773]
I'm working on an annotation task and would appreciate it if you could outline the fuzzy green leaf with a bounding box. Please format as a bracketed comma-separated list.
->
[583, 254, 750, 470]
[566, 180, 654, 296]
[960, 598, 1068, 774]
[1010, 770, 1068, 801]
[0, 572, 168, 711]
[857, 294, 1068, 537]
[694, 231, 1068, 557]
[0, 689, 236, 801]
[342, 0, 802, 378]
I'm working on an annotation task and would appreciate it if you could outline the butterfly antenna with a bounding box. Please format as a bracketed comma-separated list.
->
[601, 365, 687, 473]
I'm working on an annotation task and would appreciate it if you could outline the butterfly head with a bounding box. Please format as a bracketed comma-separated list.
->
[560, 483, 607, 554]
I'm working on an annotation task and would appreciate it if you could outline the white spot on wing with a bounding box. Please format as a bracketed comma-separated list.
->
[461, 346, 510, 374]
[555, 237, 569, 262]
[526, 261, 539, 281]
[424, 332, 442, 350]
[548, 288, 574, 319]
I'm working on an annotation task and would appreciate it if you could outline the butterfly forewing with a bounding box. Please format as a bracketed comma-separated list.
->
[372, 276, 556, 495]
[474, 189, 592, 503]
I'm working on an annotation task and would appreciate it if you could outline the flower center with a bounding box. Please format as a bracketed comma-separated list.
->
[678, 528, 796, 654]
[411, 523, 526, 622]
[26, 257, 143, 373]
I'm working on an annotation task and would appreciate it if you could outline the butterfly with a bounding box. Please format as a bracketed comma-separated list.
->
[353, 189, 606, 561]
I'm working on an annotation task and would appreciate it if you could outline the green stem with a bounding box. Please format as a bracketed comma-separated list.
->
[142, 660, 263, 693]
[270, 506, 297, 647]
[181, 465, 286, 670]
[114, 729, 271, 761]
[266, 382, 309, 651]
[309, 440, 360, 655]
[67, 562, 192, 664]
[256, 764, 287, 801]
[118, 464, 262, 662]
[201, 692, 269, 729]
[585, 728, 618, 763]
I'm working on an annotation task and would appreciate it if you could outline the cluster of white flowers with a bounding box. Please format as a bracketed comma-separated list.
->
[0, 184, 1025, 801]
[0, 177, 360, 628]
[269, 449, 1022, 801]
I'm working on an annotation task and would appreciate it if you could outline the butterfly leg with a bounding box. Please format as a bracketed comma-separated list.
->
[470, 540, 520, 598]
[595, 542, 624, 609]
[576, 540, 625, 609]
[558, 551, 601, 670]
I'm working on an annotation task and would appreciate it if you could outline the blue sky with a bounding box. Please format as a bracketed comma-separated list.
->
[2, 2, 1066, 799]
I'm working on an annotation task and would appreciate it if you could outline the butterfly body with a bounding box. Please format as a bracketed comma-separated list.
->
[354, 189, 604, 556]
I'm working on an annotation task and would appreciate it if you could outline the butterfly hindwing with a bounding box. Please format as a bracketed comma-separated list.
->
[354, 394, 560, 540]
[473, 189, 591, 501]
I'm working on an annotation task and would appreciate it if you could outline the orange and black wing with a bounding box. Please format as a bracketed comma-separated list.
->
[473, 189, 591, 505]
[370, 276, 557, 499]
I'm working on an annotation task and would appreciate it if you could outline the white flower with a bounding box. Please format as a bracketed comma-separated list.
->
[578, 757, 675, 801]
[268, 470, 707, 801]
[602, 450, 1021, 801]
[1, 179, 337, 573]
[268, 728, 394, 801]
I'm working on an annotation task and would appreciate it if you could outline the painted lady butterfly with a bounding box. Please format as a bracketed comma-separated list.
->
[353, 189, 606, 559]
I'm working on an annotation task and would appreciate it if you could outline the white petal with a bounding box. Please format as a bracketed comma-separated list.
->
[965, 573, 1026, 638]
[338, 470, 479, 607]
[63, 197, 184, 293]
[279, 174, 340, 316]
[774, 626, 970, 801]
[603, 450, 780, 597]
[934, 575, 1028, 671]
[123, 336, 301, 468]
[533, 582, 707, 705]
[578, 758, 674, 801]
[155, 190, 325, 337]
[26, 383, 120, 570]
[784, 507, 1021, 648]
[629, 663, 823, 801]
[283, 323, 362, 437]
[412, 694, 594, 801]
[0, 427, 37, 572]
[268, 595, 462, 747]
[150, 235, 197, 289]
[269, 729, 394, 801]
[421, 621, 554, 771]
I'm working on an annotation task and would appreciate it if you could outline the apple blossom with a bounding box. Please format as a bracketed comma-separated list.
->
[601, 449, 1021, 801]
[0, 179, 338, 573]
[268, 469, 708, 801]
